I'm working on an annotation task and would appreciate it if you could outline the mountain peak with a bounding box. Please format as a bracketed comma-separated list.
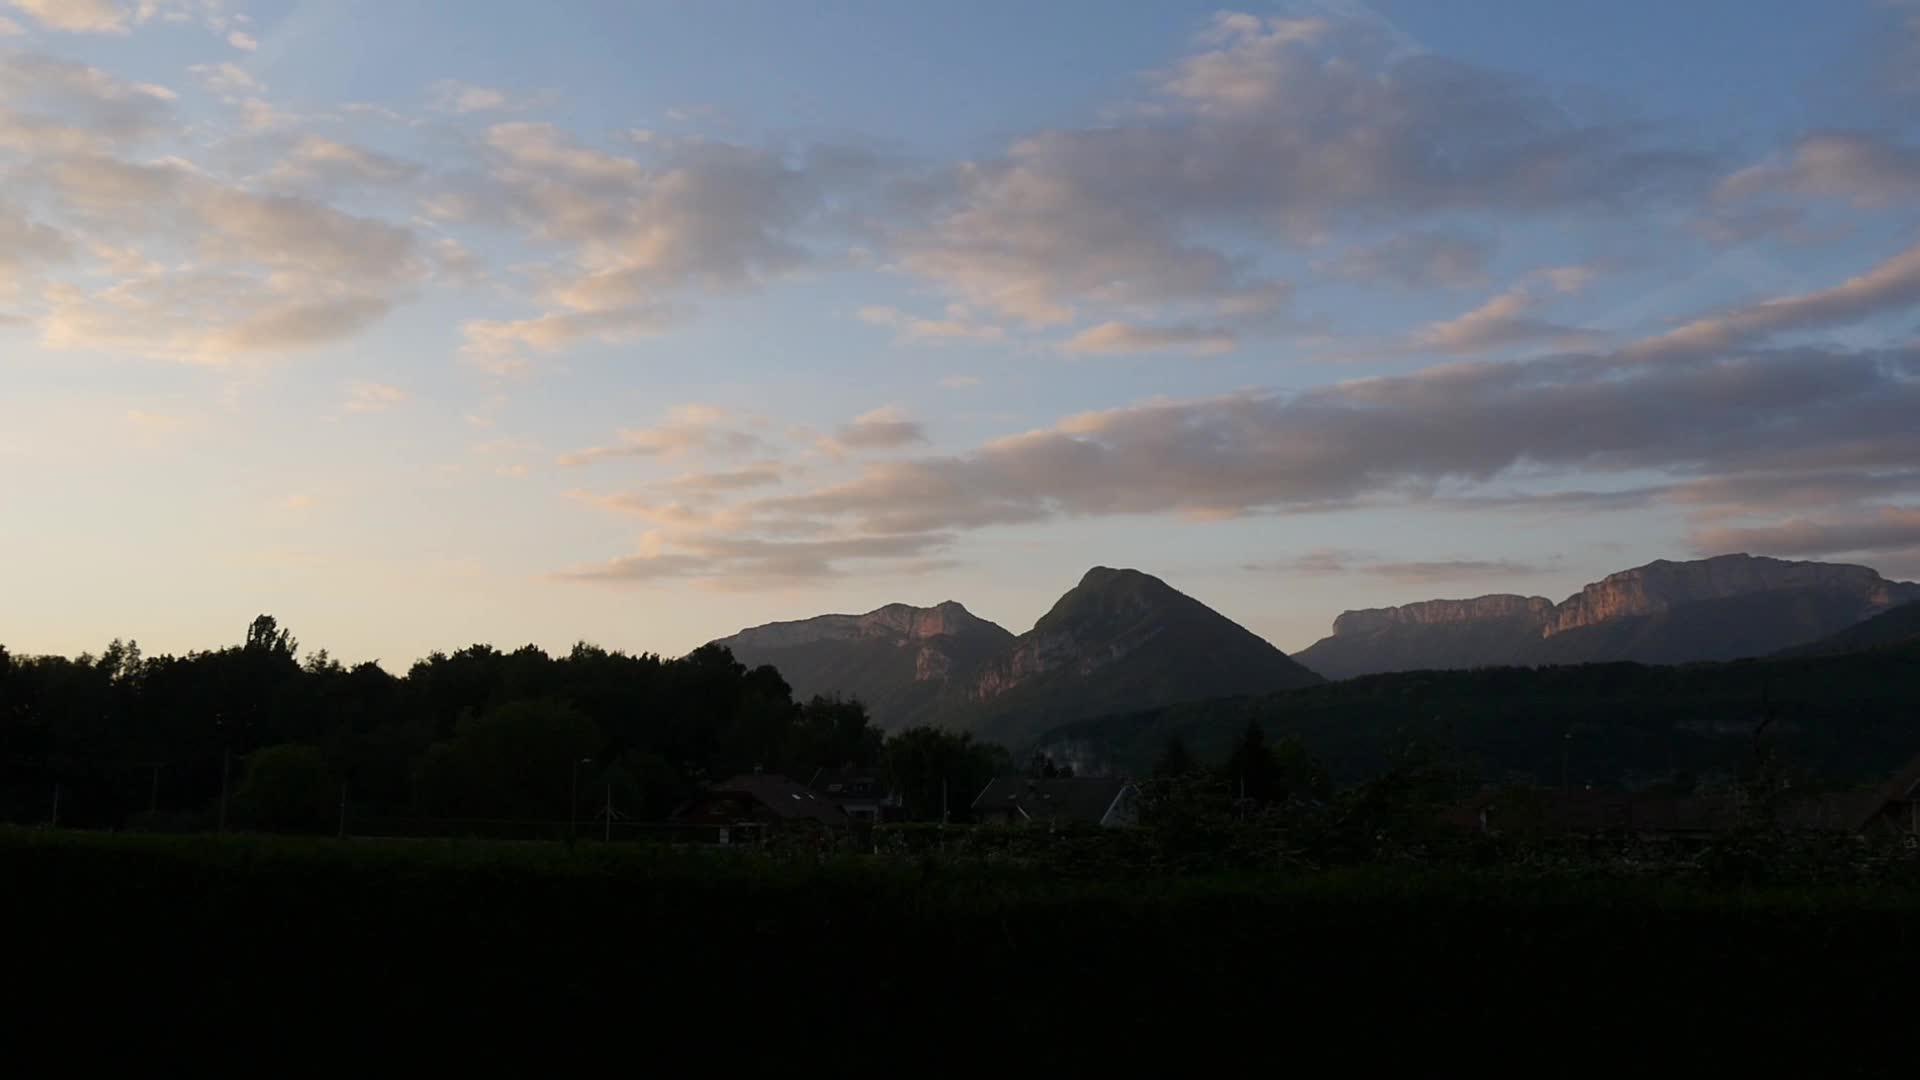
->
[1075, 565, 1157, 589]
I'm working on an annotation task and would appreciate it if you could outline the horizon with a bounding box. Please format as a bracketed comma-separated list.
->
[6, 548, 1911, 671]
[4, 0, 1919, 666]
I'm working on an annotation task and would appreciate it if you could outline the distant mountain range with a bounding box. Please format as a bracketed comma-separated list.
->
[714, 554, 1919, 750]
[1293, 554, 1920, 680]
[712, 567, 1322, 743]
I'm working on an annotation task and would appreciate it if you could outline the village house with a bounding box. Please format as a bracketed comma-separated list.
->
[675, 772, 848, 842]
[971, 777, 1140, 828]
[806, 766, 900, 823]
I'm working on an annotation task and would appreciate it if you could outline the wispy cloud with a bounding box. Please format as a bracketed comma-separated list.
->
[343, 381, 407, 413]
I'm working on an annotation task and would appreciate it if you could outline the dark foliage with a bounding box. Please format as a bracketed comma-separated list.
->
[1037, 644, 1920, 789]
[0, 618, 978, 828]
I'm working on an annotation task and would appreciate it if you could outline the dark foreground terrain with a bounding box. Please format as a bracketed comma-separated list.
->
[7, 828, 1918, 1069]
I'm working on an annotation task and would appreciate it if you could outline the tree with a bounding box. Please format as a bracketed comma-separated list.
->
[245, 615, 297, 660]
[415, 699, 600, 819]
[232, 744, 334, 832]
[1224, 722, 1327, 805]
[884, 727, 1010, 822]
[1153, 736, 1197, 778]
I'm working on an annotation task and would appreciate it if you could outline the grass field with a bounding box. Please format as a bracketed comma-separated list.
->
[7, 827, 1915, 1068]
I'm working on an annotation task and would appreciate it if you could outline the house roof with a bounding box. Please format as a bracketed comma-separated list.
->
[711, 773, 849, 824]
[971, 777, 1134, 825]
[806, 767, 892, 801]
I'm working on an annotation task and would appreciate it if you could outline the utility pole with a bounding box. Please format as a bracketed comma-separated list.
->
[218, 748, 232, 834]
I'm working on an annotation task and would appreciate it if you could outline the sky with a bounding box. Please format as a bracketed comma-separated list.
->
[3, 0, 1919, 667]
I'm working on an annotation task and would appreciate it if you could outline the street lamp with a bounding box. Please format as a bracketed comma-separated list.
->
[569, 757, 593, 844]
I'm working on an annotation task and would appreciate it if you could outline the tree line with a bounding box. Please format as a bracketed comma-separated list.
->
[0, 616, 1008, 832]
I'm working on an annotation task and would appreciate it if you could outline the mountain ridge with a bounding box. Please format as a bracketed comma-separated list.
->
[713, 566, 1321, 742]
[1295, 554, 1920, 679]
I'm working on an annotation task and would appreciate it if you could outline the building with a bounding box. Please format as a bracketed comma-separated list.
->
[676, 773, 849, 838]
[971, 777, 1140, 828]
[806, 767, 900, 823]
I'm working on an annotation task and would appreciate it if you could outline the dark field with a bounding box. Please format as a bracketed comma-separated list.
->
[7, 827, 1916, 1069]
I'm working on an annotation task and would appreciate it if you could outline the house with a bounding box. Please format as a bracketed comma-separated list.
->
[806, 767, 900, 823]
[675, 772, 850, 835]
[971, 777, 1140, 827]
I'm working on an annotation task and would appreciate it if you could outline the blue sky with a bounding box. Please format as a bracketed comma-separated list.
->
[3, 0, 1919, 666]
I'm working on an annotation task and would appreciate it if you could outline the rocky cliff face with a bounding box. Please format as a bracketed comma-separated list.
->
[712, 601, 1015, 727]
[1296, 554, 1920, 680]
[1332, 595, 1553, 637]
[720, 600, 998, 651]
[1543, 555, 1919, 636]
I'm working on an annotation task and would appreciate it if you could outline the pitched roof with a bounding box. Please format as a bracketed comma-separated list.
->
[712, 773, 849, 824]
[971, 777, 1134, 825]
[807, 767, 893, 801]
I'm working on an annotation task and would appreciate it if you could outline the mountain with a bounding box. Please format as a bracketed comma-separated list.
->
[1781, 602, 1920, 658]
[958, 567, 1323, 745]
[713, 601, 1015, 727]
[1294, 554, 1920, 680]
[712, 567, 1321, 743]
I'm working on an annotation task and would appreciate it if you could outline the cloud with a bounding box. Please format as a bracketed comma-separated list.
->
[18, 147, 419, 361]
[267, 135, 421, 190]
[461, 304, 682, 359]
[663, 465, 787, 493]
[0, 52, 175, 153]
[1691, 507, 1920, 560]
[1633, 238, 1920, 357]
[829, 406, 927, 451]
[0, 15, 23, 34]
[43, 275, 395, 361]
[896, 13, 1707, 330]
[856, 304, 1004, 345]
[1325, 230, 1492, 289]
[1413, 274, 1605, 355]
[1249, 548, 1543, 583]
[124, 408, 191, 433]
[1719, 132, 1920, 208]
[558, 530, 951, 588]
[710, 343, 1920, 552]
[189, 61, 262, 98]
[428, 80, 546, 115]
[0, 202, 72, 291]
[451, 127, 818, 361]
[558, 405, 768, 465]
[1061, 321, 1237, 356]
[939, 375, 981, 389]
[343, 381, 407, 413]
[227, 28, 255, 50]
[5, 0, 128, 33]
